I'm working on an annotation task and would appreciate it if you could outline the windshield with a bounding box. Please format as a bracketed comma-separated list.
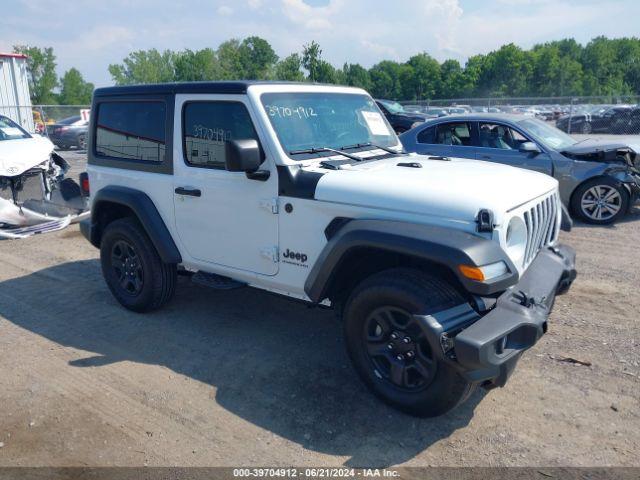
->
[517, 118, 576, 150]
[378, 100, 405, 114]
[0, 116, 31, 141]
[261, 92, 398, 158]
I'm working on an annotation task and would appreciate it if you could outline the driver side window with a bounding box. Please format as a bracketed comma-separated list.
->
[182, 101, 258, 169]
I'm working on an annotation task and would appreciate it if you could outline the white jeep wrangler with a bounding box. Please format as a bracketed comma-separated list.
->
[81, 82, 576, 417]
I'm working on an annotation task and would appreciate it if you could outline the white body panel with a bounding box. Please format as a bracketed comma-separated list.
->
[313, 155, 558, 227]
[87, 83, 563, 301]
[0, 136, 54, 176]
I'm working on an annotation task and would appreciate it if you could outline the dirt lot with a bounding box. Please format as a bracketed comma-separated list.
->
[0, 149, 638, 467]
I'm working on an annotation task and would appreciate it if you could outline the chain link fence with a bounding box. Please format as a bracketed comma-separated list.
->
[398, 96, 640, 136]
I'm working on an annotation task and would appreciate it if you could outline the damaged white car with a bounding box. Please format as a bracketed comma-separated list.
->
[0, 115, 89, 239]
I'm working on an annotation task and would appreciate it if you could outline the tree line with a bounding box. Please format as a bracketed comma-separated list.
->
[13, 45, 94, 105]
[14, 35, 640, 105]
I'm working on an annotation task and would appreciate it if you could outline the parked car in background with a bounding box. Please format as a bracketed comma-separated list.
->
[400, 114, 640, 224]
[608, 107, 640, 134]
[374, 99, 429, 133]
[533, 107, 555, 121]
[446, 106, 468, 115]
[556, 105, 633, 134]
[46, 115, 89, 150]
[423, 107, 449, 117]
[402, 104, 425, 114]
[0, 114, 89, 238]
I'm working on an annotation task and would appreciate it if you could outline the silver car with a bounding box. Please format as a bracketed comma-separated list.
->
[400, 114, 640, 224]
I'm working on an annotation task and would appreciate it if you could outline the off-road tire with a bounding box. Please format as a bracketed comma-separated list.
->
[571, 177, 629, 225]
[342, 268, 475, 417]
[100, 217, 177, 312]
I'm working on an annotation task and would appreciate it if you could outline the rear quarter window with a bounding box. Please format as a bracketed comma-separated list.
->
[95, 101, 166, 162]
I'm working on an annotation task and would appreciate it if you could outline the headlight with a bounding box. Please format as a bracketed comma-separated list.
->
[506, 216, 527, 265]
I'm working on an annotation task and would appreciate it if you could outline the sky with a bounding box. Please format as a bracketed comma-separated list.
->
[1, 0, 639, 87]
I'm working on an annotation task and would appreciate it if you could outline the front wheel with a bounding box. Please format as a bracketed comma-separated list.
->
[100, 217, 177, 312]
[342, 268, 474, 417]
[571, 177, 629, 224]
[580, 122, 592, 134]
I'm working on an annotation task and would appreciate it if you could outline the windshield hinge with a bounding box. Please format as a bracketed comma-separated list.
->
[260, 198, 279, 214]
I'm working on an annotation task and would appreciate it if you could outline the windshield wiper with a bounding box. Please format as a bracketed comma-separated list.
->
[340, 142, 407, 155]
[289, 147, 364, 162]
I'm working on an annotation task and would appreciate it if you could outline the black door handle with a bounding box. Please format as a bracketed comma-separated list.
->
[481, 155, 492, 159]
[175, 187, 201, 197]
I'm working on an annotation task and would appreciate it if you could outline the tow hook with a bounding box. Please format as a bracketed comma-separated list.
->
[514, 290, 546, 309]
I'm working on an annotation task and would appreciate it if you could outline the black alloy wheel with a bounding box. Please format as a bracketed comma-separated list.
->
[110, 239, 144, 296]
[365, 306, 437, 391]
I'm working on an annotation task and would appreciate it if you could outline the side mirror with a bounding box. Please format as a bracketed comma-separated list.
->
[225, 139, 262, 172]
[519, 141, 541, 154]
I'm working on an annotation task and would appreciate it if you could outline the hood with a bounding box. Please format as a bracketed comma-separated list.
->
[561, 139, 638, 155]
[0, 136, 54, 177]
[561, 140, 639, 167]
[313, 154, 558, 227]
[399, 112, 428, 121]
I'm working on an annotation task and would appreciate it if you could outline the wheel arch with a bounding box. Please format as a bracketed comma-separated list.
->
[320, 246, 468, 307]
[569, 174, 631, 211]
[305, 219, 518, 304]
[88, 186, 182, 264]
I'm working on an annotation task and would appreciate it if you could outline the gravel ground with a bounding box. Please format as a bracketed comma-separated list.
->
[0, 149, 638, 467]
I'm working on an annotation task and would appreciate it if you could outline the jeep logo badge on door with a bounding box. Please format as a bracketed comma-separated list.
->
[282, 248, 308, 265]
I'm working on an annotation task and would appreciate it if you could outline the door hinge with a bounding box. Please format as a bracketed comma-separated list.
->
[260, 246, 279, 263]
[260, 198, 279, 214]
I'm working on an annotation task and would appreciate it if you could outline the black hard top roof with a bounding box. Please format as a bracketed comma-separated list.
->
[93, 81, 320, 97]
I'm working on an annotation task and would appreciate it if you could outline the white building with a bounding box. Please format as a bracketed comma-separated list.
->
[0, 52, 35, 133]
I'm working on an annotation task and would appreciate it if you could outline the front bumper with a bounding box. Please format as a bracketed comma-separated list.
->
[416, 244, 577, 388]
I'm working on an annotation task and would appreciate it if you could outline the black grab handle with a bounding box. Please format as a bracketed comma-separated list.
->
[174, 187, 202, 197]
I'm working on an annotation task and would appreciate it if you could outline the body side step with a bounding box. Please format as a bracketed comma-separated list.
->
[0, 216, 71, 239]
[191, 271, 246, 290]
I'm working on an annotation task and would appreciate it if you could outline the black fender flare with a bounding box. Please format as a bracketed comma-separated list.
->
[88, 186, 182, 264]
[304, 219, 518, 302]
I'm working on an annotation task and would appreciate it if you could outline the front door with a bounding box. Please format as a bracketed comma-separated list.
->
[173, 94, 279, 275]
[475, 122, 553, 175]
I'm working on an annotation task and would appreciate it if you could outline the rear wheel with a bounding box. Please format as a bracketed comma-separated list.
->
[76, 133, 87, 150]
[100, 217, 176, 312]
[342, 268, 474, 417]
[571, 177, 629, 224]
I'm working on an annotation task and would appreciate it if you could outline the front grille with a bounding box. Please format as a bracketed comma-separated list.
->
[523, 193, 559, 266]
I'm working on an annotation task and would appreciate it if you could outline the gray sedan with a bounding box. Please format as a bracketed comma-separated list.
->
[400, 114, 640, 224]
